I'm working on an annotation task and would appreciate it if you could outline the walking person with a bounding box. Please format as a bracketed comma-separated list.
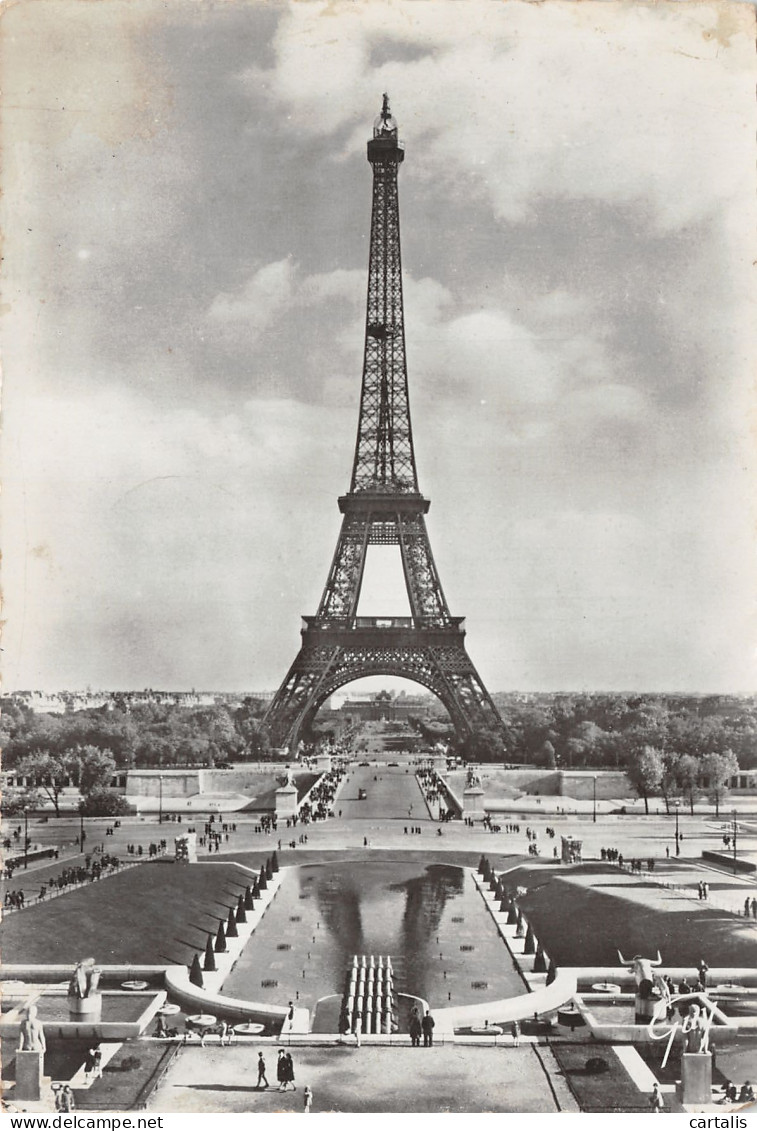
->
[256, 1052, 269, 1089]
[650, 1082, 665, 1113]
[284, 1051, 296, 1091]
[511, 1020, 520, 1047]
[422, 1009, 435, 1047]
[303, 1085, 313, 1112]
[83, 1047, 98, 1084]
[277, 1048, 287, 1091]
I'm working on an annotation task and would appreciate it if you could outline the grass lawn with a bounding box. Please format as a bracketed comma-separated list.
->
[1, 861, 255, 966]
[74, 1043, 180, 1111]
[550, 1042, 678, 1113]
[507, 865, 755, 966]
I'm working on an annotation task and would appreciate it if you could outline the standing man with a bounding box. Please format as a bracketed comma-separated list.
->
[256, 1051, 269, 1088]
[409, 1007, 422, 1047]
[422, 1010, 435, 1048]
[303, 1085, 313, 1113]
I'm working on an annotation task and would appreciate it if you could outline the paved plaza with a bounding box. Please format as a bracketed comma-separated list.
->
[146, 1043, 573, 1114]
[3, 754, 756, 1115]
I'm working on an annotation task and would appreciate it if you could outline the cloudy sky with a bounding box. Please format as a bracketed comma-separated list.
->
[2, 0, 756, 694]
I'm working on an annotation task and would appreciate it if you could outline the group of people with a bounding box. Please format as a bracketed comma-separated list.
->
[125, 840, 167, 856]
[696, 880, 710, 900]
[255, 1048, 297, 1091]
[743, 897, 757, 918]
[255, 1051, 312, 1113]
[409, 1007, 435, 1047]
[299, 766, 346, 823]
[281, 835, 310, 849]
[5, 851, 123, 910]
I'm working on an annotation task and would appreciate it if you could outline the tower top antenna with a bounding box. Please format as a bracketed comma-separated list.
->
[373, 93, 398, 138]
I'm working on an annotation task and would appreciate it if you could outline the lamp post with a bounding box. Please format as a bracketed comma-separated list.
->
[732, 810, 738, 875]
[23, 807, 29, 870]
[592, 776, 597, 824]
[674, 799, 681, 857]
[158, 775, 164, 825]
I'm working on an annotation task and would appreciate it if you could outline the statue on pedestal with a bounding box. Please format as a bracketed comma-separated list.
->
[278, 769, 295, 788]
[18, 1004, 46, 1053]
[617, 949, 662, 998]
[682, 1003, 711, 1054]
[68, 957, 102, 999]
[465, 767, 482, 789]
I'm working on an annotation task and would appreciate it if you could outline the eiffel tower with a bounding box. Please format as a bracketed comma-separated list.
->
[264, 97, 505, 750]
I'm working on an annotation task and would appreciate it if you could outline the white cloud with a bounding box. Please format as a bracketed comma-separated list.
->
[250, 0, 755, 229]
[208, 257, 297, 331]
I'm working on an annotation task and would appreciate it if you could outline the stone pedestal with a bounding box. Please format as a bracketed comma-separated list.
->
[15, 1050, 43, 1101]
[462, 786, 485, 821]
[67, 993, 103, 1019]
[315, 753, 332, 772]
[634, 992, 656, 1024]
[275, 784, 298, 819]
[432, 755, 447, 772]
[681, 1052, 712, 1105]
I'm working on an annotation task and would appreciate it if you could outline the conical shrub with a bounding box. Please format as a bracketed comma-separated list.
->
[189, 953, 204, 988]
[244, 885, 254, 911]
[507, 902, 518, 925]
[524, 925, 536, 954]
[226, 907, 239, 938]
[546, 960, 557, 985]
[499, 897, 509, 913]
[478, 855, 487, 875]
[235, 895, 247, 923]
[215, 919, 227, 952]
[516, 910, 526, 938]
[258, 865, 268, 891]
[203, 933, 217, 972]
[252, 879, 261, 899]
[265, 858, 273, 881]
[271, 851, 279, 873]
[534, 945, 547, 973]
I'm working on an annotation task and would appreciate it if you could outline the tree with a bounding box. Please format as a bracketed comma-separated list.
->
[700, 749, 739, 817]
[627, 747, 664, 815]
[78, 789, 130, 817]
[14, 751, 80, 817]
[1, 788, 44, 816]
[76, 746, 117, 795]
[537, 740, 556, 769]
[457, 728, 503, 763]
[675, 754, 702, 816]
[659, 753, 681, 815]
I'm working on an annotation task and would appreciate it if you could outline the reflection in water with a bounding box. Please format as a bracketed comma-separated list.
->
[314, 864, 464, 1001]
[222, 860, 525, 1022]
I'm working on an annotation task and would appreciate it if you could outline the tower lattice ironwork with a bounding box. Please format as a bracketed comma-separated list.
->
[264, 97, 505, 750]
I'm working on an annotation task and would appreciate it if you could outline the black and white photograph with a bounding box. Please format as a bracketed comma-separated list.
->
[2, 0, 756, 1117]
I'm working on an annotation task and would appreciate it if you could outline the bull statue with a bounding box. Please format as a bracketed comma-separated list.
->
[617, 949, 662, 998]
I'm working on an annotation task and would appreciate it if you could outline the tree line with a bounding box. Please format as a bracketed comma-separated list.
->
[0, 696, 272, 816]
